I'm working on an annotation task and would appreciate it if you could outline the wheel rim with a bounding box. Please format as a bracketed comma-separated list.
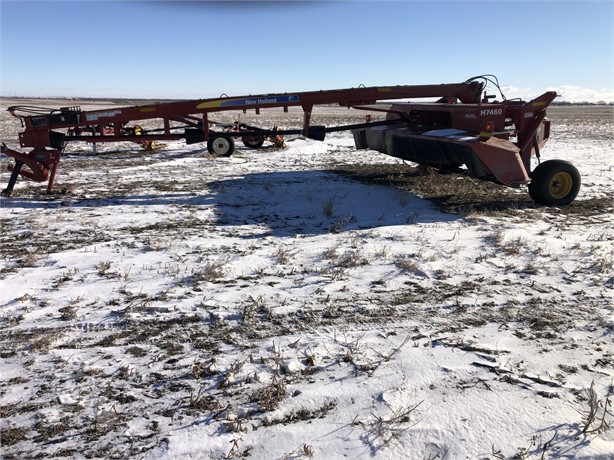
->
[212, 138, 230, 155]
[549, 172, 573, 199]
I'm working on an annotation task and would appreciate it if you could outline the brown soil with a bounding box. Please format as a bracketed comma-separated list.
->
[331, 162, 612, 218]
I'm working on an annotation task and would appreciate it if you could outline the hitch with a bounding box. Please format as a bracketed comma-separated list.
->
[1, 143, 62, 196]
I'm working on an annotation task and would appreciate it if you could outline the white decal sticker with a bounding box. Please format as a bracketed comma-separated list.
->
[86, 110, 122, 122]
[480, 108, 503, 116]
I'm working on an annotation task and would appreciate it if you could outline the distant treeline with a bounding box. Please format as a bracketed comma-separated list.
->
[552, 101, 613, 106]
[0, 96, 178, 104]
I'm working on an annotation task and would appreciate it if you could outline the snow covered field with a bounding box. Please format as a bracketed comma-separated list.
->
[0, 101, 613, 459]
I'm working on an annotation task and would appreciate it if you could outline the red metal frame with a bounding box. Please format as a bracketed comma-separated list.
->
[369, 91, 557, 185]
[1, 81, 484, 194]
[1, 78, 565, 202]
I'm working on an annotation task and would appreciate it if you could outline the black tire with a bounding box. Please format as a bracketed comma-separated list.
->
[528, 160, 581, 206]
[207, 136, 235, 157]
[242, 136, 264, 149]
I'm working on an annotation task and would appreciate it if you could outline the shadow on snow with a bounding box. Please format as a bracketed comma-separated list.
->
[1, 170, 460, 237]
[207, 170, 459, 237]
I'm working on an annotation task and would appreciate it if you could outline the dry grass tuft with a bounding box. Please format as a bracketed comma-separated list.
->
[192, 258, 227, 283]
[322, 197, 336, 218]
[251, 376, 286, 412]
[395, 256, 418, 273]
[275, 245, 297, 265]
[580, 380, 613, 435]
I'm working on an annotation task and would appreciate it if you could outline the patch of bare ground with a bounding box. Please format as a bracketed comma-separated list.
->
[330, 162, 612, 218]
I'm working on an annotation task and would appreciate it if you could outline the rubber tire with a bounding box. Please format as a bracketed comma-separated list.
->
[242, 136, 264, 149]
[528, 160, 581, 206]
[207, 136, 235, 157]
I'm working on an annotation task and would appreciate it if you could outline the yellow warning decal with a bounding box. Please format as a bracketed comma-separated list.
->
[532, 101, 547, 107]
[197, 100, 227, 109]
[377, 87, 392, 93]
[140, 107, 156, 113]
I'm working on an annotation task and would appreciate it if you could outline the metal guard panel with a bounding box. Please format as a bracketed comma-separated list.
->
[471, 137, 529, 185]
[355, 126, 527, 184]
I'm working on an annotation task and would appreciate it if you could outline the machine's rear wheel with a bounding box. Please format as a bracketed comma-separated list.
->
[528, 160, 580, 206]
[242, 136, 264, 149]
[207, 136, 235, 157]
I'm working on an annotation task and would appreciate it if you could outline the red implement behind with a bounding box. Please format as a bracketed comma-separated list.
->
[1, 75, 580, 205]
[352, 87, 580, 205]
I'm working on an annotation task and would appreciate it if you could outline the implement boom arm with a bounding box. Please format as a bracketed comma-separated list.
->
[2, 81, 484, 195]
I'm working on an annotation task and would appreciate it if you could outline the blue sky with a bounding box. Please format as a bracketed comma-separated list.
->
[1, 0, 612, 102]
